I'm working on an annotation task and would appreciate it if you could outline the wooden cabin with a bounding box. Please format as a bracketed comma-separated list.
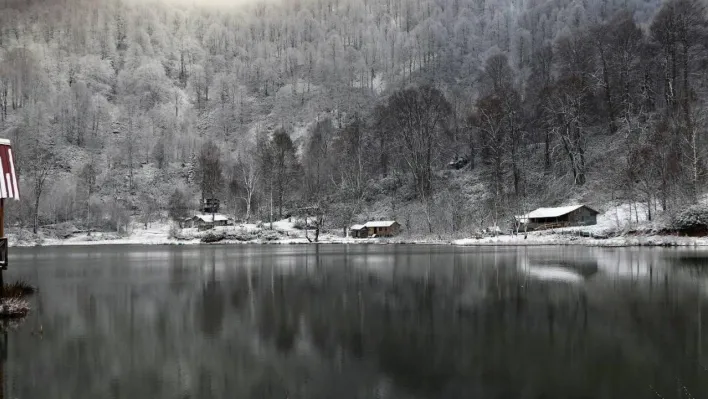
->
[520, 205, 599, 231]
[365, 221, 401, 237]
[349, 224, 368, 238]
[181, 214, 233, 230]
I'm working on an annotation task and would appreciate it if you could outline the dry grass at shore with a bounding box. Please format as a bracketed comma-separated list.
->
[3, 280, 36, 298]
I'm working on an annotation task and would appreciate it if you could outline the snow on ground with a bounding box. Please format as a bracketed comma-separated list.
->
[535, 202, 654, 237]
[7, 201, 708, 248]
[8, 218, 364, 247]
[453, 233, 708, 247]
[453, 201, 708, 247]
[9, 222, 195, 247]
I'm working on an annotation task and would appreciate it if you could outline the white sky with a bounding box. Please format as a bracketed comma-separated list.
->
[155, 0, 279, 6]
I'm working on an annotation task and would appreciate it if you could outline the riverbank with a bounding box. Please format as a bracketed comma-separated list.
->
[452, 233, 708, 247]
[6, 219, 708, 248]
[7, 220, 391, 248]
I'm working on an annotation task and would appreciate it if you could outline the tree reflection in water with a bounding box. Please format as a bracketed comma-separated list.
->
[0, 245, 706, 398]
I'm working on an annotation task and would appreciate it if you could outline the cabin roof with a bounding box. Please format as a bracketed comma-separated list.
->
[191, 214, 231, 222]
[526, 205, 598, 219]
[365, 220, 398, 228]
[350, 224, 366, 230]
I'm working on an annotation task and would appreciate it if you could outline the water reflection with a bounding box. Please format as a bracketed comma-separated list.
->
[2, 245, 708, 398]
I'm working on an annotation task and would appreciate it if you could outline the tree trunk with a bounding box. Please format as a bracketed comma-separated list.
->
[510, 124, 520, 195]
[245, 191, 252, 221]
[269, 184, 273, 230]
[544, 129, 551, 172]
[304, 215, 311, 242]
[691, 126, 699, 202]
[314, 216, 321, 242]
[33, 196, 39, 234]
[599, 49, 616, 134]
[86, 190, 92, 236]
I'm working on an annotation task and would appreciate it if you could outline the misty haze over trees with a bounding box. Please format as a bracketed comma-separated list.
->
[0, 0, 706, 236]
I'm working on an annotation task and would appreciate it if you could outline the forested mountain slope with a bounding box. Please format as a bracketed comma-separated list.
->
[0, 0, 704, 236]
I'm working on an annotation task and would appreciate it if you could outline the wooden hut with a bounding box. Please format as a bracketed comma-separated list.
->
[522, 205, 599, 231]
[364, 221, 401, 237]
[349, 224, 368, 238]
[181, 214, 233, 230]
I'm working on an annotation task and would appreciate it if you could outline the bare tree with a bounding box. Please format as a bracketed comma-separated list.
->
[139, 191, 159, 229]
[378, 85, 452, 197]
[270, 129, 300, 219]
[28, 146, 57, 234]
[303, 118, 335, 201]
[236, 150, 259, 221]
[256, 132, 275, 228]
[168, 189, 190, 221]
[546, 76, 592, 186]
[198, 140, 223, 217]
[78, 161, 98, 233]
[470, 93, 507, 221]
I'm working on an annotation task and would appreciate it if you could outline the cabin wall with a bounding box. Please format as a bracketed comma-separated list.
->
[527, 207, 598, 230]
[351, 229, 368, 238]
[568, 208, 597, 226]
[368, 224, 401, 237]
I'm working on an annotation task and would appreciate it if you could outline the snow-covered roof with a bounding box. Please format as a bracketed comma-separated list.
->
[526, 205, 597, 219]
[193, 214, 231, 222]
[350, 224, 366, 230]
[365, 220, 398, 228]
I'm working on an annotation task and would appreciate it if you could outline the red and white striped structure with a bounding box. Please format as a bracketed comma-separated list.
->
[0, 139, 19, 201]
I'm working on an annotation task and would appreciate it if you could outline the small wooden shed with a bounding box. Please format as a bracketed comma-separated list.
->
[349, 224, 368, 238]
[365, 221, 401, 237]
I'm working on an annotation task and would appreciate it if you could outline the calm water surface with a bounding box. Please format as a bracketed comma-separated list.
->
[1, 244, 707, 398]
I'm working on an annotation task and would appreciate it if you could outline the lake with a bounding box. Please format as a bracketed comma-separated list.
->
[1, 244, 707, 398]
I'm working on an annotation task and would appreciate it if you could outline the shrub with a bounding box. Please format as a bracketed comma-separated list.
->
[671, 204, 708, 236]
[168, 223, 181, 239]
[201, 232, 225, 243]
[54, 222, 77, 239]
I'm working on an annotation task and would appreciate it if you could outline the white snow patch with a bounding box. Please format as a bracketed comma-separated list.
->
[372, 74, 386, 95]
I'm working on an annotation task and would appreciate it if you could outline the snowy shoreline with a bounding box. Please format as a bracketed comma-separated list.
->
[8, 206, 708, 249]
[7, 226, 708, 249]
[9, 236, 708, 249]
